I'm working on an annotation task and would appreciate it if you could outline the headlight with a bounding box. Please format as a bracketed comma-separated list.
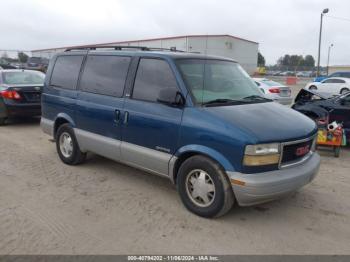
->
[243, 143, 280, 166]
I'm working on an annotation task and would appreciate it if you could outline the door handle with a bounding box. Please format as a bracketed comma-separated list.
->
[124, 111, 129, 125]
[114, 109, 120, 123]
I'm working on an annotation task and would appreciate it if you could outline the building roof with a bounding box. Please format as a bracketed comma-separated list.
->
[329, 65, 350, 68]
[31, 34, 258, 52]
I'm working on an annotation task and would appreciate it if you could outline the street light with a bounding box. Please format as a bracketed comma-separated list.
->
[326, 44, 334, 76]
[316, 8, 329, 77]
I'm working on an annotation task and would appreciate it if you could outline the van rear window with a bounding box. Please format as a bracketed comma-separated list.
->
[50, 55, 84, 90]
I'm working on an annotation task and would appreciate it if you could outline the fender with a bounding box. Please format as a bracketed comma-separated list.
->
[53, 113, 76, 136]
[168, 144, 236, 184]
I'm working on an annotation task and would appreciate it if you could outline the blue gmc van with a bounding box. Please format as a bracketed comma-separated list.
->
[41, 46, 320, 217]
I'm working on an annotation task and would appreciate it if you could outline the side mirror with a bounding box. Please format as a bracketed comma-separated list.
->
[157, 87, 185, 107]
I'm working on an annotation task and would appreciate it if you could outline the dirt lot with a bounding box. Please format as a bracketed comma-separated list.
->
[0, 80, 350, 254]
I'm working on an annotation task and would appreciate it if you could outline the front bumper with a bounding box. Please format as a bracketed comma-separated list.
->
[227, 152, 320, 206]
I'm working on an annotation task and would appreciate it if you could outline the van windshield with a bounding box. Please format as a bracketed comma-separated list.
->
[176, 59, 267, 106]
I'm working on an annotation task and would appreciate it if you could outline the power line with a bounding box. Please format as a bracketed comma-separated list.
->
[326, 15, 350, 23]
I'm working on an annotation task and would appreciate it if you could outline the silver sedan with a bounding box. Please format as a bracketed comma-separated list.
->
[253, 78, 293, 105]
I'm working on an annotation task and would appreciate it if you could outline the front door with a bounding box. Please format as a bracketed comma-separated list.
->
[121, 58, 184, 176]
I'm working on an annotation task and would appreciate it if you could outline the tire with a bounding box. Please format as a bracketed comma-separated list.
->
[56, 123, 86, 165]
[177, 155, 234, 218]
[340, 88, 349, 95]
[0, 117, 6, 126]
[309, 85, 317, 90]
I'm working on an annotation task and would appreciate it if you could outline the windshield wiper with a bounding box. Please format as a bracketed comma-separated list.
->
[243, 95, 272, 101]
[202, 98, 250, 107]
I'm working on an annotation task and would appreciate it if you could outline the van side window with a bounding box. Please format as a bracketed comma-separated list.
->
[132, 58, 178, 102]
[80, 55, 131, 97]
[50, 55, 84, 89]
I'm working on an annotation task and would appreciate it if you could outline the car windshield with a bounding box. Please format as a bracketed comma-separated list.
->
[176, 59, 265, 106]
[3, 71, 45, 85]
[0, 58, 9, 65]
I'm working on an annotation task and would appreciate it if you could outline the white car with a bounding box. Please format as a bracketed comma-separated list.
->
[305, 77, 350, 96]
[253, 78, 292, 105]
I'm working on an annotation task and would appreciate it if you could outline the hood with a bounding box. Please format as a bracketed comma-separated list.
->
[203, 102, 317, 143]
[295, 88, 333, 103]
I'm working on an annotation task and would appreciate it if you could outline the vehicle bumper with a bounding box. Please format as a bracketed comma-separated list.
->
[6, 104, 41, 117]
[40, 117, 54, 137]
[227, 153, 320, 206]
[273, 97, 293, 105]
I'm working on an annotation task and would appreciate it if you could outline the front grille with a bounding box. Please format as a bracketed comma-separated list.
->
[281, 139, 313, 164]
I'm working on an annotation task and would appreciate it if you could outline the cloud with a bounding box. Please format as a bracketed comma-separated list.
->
[0, 0, 349, 65]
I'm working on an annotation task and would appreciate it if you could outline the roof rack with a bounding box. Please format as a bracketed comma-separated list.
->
[64, 45, 188, 53]
[65, 45, 149, 52]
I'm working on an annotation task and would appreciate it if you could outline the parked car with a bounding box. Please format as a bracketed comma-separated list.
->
[253, 78, 292, 105]
[314, 71, 350, 82]
[0, 58, 17, 69]
[0, 69, 45, 125]
[305, 77, 350, 96]
[25, 57, 49, 72]
[273, 71, 282, 76]
[41, 47, 320, 218]
[292, 88, 350, 142]
[297, 71, 313, 78]
[279, 71, 296, 77]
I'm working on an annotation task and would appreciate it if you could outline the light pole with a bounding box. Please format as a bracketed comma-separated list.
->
[326, 44, 334, 76]
[317, 8, 329, 77]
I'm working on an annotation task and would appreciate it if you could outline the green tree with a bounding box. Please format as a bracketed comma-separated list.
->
[18, 52, 29, 63]
[257, 52, 265, 66]
[304, 55, 315, 67]
[282, 55, 291, 66]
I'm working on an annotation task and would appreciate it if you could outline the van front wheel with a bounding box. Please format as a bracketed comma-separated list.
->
[177, 155, 234, 218]
[56, 124, 86, 165]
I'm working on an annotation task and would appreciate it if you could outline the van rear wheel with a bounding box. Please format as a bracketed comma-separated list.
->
[177, 155, 234, 218]
[56, 124, 86, 165]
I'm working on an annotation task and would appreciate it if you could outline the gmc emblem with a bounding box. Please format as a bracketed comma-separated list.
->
[295, 145, 310, 156]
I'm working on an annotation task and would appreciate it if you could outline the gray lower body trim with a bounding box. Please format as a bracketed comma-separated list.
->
[168, 156, 178, 184]
[74, 128, 174, 179]
[74, 128, 122, 160]
[41, 117, 54, 137]
[121, 141, 172, 177]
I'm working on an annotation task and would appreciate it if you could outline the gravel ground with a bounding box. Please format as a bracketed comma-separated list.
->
[0, 79, 349, 255]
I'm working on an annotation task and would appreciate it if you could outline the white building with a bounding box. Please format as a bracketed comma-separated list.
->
[31, 34, 259, 74]
[328, 65, 350, 74]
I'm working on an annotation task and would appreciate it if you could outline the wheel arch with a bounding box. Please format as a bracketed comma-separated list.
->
[340, 87, 350, 94]
[169, 145, 235, 184]
[53, 113, 76, 138]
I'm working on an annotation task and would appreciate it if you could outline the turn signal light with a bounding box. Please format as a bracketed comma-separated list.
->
[0, 90, 21, 100]
[243, 154, 280, 166]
